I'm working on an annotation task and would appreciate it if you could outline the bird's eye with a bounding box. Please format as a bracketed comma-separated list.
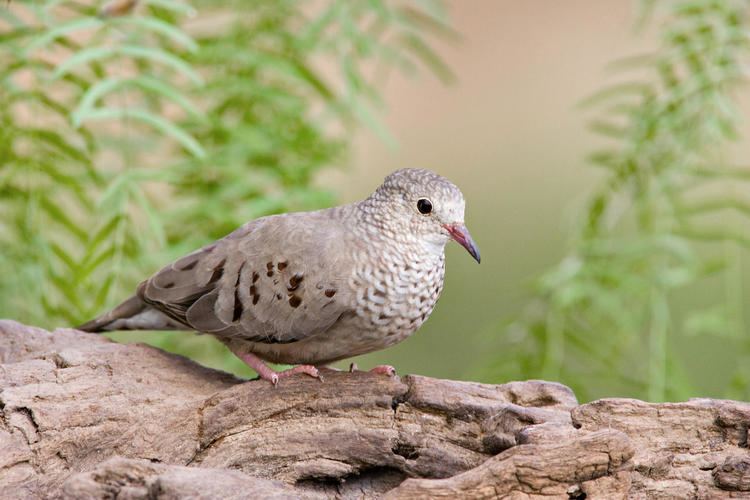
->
[417, 198, 432, 214]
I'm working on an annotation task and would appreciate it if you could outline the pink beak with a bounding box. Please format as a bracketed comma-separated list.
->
[443, 223, 481, 263]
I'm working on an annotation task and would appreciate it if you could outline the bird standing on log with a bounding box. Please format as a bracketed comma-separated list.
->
[79, 168, 481, 384]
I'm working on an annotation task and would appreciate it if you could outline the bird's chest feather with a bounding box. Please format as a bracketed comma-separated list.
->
[349, 247, 446, 342]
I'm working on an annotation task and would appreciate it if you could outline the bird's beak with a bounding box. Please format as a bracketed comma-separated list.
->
[443, 223, 481, 263]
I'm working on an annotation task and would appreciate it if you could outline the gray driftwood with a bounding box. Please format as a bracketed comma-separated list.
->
[0, 320, 748, 499]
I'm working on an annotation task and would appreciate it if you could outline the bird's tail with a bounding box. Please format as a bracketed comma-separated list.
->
[77, 295, 182, 332]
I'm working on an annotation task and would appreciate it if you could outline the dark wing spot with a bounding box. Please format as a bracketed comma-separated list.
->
[325, 289, 336, 298]
[276, 293, 282, 300]
[266, 262, 274, 277]
[235, 262, 244, 285]
[180, 260, 198, 271]
[287, 273, 304, 291]
[208, 259, 226, 285]
[289, 295, 302, 308]
[232, 262, 245, 322]
[267, 271, 274, 277]
[277, 261, 288, 271]
[232, 289, 243, 322]
[252, 272, 259, 283]
[249, 284, 260, 305]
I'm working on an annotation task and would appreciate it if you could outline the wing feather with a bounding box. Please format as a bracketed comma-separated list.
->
[138, 212, 352, 344]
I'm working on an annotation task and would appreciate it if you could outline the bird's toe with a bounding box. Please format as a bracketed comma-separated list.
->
[276, 364, 322, 383]
[369, 365, 397, 377]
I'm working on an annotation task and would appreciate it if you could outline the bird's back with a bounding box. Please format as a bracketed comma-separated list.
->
[140, 207, 359, 343]
[81, 207, 358, 343]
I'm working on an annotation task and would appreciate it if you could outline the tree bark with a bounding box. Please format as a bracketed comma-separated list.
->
[0, 320, 748, 499]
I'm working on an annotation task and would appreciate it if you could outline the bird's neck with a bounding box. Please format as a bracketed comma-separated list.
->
[349, 199, 447, 264]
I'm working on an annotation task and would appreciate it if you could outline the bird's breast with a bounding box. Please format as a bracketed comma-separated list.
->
[349, 247, 446, 343]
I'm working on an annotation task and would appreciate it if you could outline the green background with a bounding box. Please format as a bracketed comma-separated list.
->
[3, 0, 749, 403]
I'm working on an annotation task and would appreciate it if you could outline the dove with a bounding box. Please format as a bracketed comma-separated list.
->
[78, 168, 480, 384]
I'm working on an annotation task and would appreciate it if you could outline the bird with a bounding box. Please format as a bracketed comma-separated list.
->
[78, 168, 481, 385]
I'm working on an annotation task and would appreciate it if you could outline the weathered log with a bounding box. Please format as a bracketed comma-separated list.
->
[0, 319, 748, 499]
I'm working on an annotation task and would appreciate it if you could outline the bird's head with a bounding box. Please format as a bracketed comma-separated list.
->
[365, 168, 480, 263]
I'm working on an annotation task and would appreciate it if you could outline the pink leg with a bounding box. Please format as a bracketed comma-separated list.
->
[234, 351, 321, 386]
[349, 363, 397, 377]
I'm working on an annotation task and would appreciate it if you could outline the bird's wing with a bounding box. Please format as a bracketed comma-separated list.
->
[138, 211, 354, 344]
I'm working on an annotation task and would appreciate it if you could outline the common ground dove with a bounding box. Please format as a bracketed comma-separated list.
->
[79, 168, 480, 384]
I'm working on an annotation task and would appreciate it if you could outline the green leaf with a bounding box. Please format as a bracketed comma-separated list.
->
[78, 245, 117, 282]
[605, 52, 659, 71]
[49, 241, 79, 272]
[11, 91, 70, 119]
[47, 269, 84, 314]
[25, 17, 103, 54]
[24, 128, 92, 166]
[93, 274, 116, 311]
[130, 184, 166, 248]
[395, 6, 460, 41]
[349, 98, 396, 149]
[54, 45, 203, 85]
[88, 215, 124, 253]
[578, 82, 653, 109]
[398, 33, 455, 83]
[143, 0, 197, 16]
[588, 119, 628, 138]
[33, 160, 95, 210]
[684, 307, 736, 338]
[0, 6, 29, 28]
[39, 198, 89, 243]
[80, 107, 206, 158]
[72, 76, 203, 127]
[0, 26, 40, 44]
[288, 59, 335, 101]
[113, 16, 198, 52]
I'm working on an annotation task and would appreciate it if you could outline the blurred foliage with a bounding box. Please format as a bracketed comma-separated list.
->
[490, 0, 750, 402]
[0, 0, 452, 366]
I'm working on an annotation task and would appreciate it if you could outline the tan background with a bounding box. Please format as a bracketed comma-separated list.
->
[323, 0, 750, 388]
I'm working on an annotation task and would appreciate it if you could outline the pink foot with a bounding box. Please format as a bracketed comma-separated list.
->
[234, 351, 322, 386]
[349, 363, 397, 377]
[275, 364, 322, 384]
[370, 364, 397, 377]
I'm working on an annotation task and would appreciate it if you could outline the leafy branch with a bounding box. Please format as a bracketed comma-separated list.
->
[0, 0, 452, 372]
[490, 0, 750, 402]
